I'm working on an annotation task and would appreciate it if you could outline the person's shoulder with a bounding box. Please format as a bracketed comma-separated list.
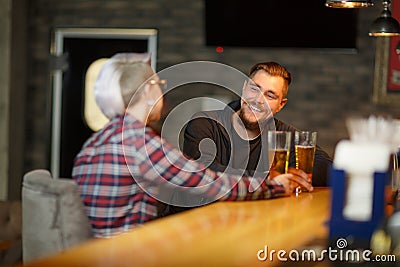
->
[190, 105, 230, 122]
[190, 109, 222, 120]
[187, 106, 236, 135]
[187, 100, 238, 129]
[274, 117, 300, 132]
[186, 110, 223, 131]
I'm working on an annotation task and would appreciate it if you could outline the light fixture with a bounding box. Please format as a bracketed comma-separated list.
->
[369, 0, 400, 36]
[325, 0, 374, 8]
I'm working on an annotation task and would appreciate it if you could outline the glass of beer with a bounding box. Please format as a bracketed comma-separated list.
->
[294, 131, 317, 192]
[267, 131, 291, 176]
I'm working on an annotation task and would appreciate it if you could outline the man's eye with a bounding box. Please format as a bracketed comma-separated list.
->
[267, 93, 278, 99]
[250, 85, 259, 91]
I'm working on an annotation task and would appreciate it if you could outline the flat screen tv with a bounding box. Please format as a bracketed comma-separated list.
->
[205, 0, 358, 51]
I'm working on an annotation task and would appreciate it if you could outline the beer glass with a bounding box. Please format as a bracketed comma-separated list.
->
[294, 131, 317, 192]
[391, 150, 400, 200]
[267, 131, 291, 176]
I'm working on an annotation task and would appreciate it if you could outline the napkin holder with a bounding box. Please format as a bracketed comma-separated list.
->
[328, 168, 387, 248]
[328, 140, 390, 249]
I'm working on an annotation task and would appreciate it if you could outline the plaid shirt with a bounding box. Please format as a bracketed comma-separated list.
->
[72, 114, 285, 238]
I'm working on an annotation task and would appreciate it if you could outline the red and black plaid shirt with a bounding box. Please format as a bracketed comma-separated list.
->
[72, 114, 285, 238]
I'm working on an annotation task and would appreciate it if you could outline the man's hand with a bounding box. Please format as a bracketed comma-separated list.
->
[273, 167, 313, 195]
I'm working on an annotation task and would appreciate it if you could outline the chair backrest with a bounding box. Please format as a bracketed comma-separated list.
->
[22, 169, 93, 263]
[0, 201, 22, 266]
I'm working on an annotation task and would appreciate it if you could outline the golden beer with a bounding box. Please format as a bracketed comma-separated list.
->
[295, 145, 316, 178]
[270, 149, 290, 174]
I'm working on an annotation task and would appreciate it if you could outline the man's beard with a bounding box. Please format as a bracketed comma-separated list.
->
[238, 108, 261, 131]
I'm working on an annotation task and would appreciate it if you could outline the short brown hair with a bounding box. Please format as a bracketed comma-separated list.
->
[249, 62, 291, 97]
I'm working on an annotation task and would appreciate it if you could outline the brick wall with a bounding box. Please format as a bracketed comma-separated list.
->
[25, 0, 400, 173]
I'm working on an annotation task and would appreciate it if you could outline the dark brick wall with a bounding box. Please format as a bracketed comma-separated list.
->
[24, 0, 400, 173]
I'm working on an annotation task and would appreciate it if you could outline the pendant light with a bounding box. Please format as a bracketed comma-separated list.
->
[325, 0, 374, 8]
[369, 0, 400, 36]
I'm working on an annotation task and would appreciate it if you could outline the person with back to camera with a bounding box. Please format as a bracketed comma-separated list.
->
[72, 53, 313, 238]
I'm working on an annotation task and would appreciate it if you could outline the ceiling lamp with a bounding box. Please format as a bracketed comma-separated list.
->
[369, 0, 400, 36]
[325, 0, 374, 8]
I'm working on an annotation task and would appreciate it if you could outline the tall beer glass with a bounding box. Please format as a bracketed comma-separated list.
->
[268, 131, 291, 176]
[294, 131, 317, 192]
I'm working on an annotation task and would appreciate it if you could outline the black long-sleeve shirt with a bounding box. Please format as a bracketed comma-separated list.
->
[183, 100, 332, 187]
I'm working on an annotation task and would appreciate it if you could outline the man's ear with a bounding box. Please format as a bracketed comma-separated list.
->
[277, 98, 288, 113]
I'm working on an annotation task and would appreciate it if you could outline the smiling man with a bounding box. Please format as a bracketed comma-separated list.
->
[159, 62, 332, 215]
[182, 62, 332, 184]
[234, 63, 288, 140]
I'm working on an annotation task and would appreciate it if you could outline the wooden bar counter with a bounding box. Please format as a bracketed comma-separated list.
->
[20, 188, 330, 267]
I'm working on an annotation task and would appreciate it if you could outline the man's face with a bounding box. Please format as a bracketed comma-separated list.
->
[239, 70, 287, 129]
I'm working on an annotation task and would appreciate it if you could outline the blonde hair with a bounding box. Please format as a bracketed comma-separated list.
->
[94, 53, 154, 119]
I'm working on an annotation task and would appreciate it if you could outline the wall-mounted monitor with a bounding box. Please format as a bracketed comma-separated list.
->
[50, 27, 158, 178]
[205, 0, 358, 52]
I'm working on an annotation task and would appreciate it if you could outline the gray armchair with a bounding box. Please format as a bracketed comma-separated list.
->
[0, 201, 22, 266]
[22, 169, 93, 262]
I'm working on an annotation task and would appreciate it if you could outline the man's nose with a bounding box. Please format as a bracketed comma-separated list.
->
[255, 92, 266, 104]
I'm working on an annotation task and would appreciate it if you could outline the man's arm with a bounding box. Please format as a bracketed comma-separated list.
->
[312, 147, 332, 187]
[183, 116, 232, 173]
[128, 124, 287, 202]
[182, 116, 209, 160]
